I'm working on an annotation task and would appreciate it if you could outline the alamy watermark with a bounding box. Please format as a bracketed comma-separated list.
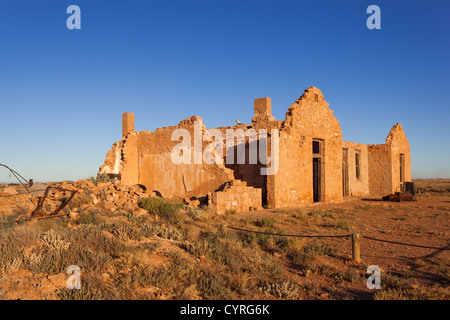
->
[67, 265, 81, 289]
[65, 5, 381, 32]
[367, 5, 381, 30]
[366, 265, 381, 289]
[170, 121, 279, 175]
[66, 5, 81, 30]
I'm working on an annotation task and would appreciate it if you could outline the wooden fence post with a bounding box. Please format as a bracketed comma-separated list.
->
[351, 233, 361, 262]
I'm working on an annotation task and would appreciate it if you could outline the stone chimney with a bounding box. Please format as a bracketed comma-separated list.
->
[122, 112, 135, 139]
[252, 97, 275, 124]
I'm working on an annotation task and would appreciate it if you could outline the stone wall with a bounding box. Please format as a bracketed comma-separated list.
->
[101, 116, 235, 202]
[209, 179, 262, 214]
[368, 144, 392, 196]
[367, 123, 411, 197]
[342, 141, 370, 197]
[267, 87, 343, 208]
[386, 123, 411, 193]
[99, 86, 411, 212]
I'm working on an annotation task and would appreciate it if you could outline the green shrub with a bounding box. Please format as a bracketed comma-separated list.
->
[139, 197, 184, 222]
[335, 220, 351, 231]
[0, 215, 18, 233]
[87, 173, 114, 186]
[288, 244, 336, 273]
[225, 209, 237, 215]
[254, 216, 277, 228]
[76, 212, 104, 225]
[186, 206, 208, 220]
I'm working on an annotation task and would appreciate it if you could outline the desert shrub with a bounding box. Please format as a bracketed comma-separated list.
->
[63, 224, 130, 258]
[0, 215, 18, 233]
[284, 208, 308, 220]
[135, 242, 160, 253]
[254, 216, 277, 228]
[87, 173, 114, 186]
[398, 269, 416, 279]
[1, 223, 40, 247]
[139, 197, 184, 222]
[374, 287, 439, 300]
[76, 212, 104, 225]
[0, 243, 22, 275]
[25, 242, 112, 275]
[303, 243, 336, 256]
[308, 210, 334, 219]
[380, 274, 410, 291]
[335, 220, 351, 231]
[154, 225, 183, 241]
[110, 223, 142, 242]
[308, 210, 325, 218]
[335, 269, 362, 284]
[58, 283, 104, 300]
[40, 230, 71, 252]
[186, 233, 228, 260]
[301, 280, 320, 295]
[186, 206, 208, 221]
[123, 265, 177, 290]
[35, 218, 67, 233]
[140, 223, 184, 241]
[259, 281, 299, 300]
[197, 273, 233, 300]
[240, 229, 289, 253]
[288, 244, 335, 273]
[247, 253, 284, 281]
[68, 191, 92, 209]
[285, 238, 304, 253]
[185, 230, 249, 273]
[225, 209, 237, 215]
[123, 212, 144, 225]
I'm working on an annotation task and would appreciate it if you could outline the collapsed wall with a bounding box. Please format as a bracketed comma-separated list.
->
[100, 116, 237, 204]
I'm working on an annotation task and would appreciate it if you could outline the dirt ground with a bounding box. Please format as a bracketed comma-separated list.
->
[229, 193, 449, 299]
[0, 179, 448, 300]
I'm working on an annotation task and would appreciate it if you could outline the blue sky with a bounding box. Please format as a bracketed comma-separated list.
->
[0, 0, 449, 182]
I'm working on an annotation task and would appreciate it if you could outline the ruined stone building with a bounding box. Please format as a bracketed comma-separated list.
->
[99, 87, 411, 213]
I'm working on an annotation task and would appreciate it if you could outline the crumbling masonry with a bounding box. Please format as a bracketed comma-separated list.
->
[99, 87, 411, 213]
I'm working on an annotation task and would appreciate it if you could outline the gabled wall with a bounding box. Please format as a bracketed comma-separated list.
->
[267, 87, 343, 208]
[386, 123, 411, 193]
[368, 123, 411, 196]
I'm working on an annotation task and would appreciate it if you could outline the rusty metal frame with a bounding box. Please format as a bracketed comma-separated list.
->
[0, 163, 33, 194]
[28, 186, 77, 220]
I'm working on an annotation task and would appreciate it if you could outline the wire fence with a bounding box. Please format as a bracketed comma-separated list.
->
[227, 226, 350, 239]
[227, 225, 449, 261]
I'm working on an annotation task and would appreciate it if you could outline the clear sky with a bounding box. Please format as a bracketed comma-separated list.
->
[0, 0, 449, 182]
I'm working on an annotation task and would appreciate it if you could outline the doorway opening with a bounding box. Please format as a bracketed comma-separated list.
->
[342, 148, 349, 197]
[312, 139, 324, 202]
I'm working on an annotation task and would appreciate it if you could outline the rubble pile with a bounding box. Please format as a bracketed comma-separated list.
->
[0, 179, 157, 219]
